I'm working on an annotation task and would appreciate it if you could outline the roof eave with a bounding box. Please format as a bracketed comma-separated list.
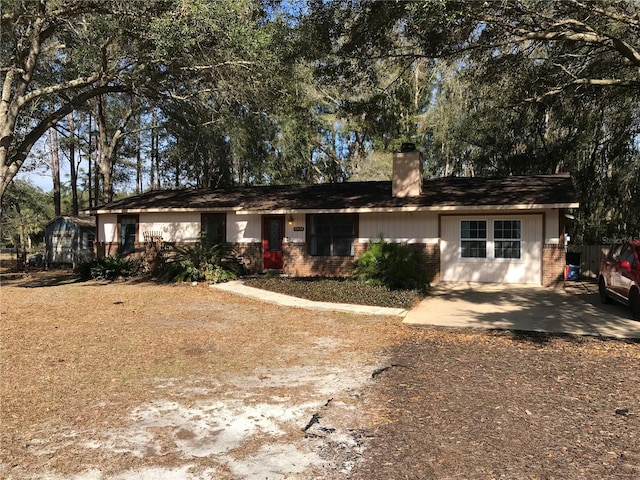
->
[87, 202, 579, 216]
[86, 207, 243, 215]
[233, 202, 581, 215]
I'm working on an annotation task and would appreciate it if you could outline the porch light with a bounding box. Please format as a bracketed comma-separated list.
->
[288, 215, 294, 226]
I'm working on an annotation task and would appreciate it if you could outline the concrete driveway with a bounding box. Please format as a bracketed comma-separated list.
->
[404, 281, 640, 339]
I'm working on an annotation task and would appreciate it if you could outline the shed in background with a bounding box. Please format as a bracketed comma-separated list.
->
[45, 216, 96, 267]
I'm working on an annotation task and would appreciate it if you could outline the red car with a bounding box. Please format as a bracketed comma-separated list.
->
[598, 240, 640, 319]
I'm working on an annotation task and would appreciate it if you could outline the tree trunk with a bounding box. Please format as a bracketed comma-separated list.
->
[67, 112, 79, 215]
[95, 95, 113, 203]
[47, 128, 61, 216]
[151, 107, 160, 189]
[136, 114, 143, 194]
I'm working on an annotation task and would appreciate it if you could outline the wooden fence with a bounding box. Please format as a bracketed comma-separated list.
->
[566, 244, 611, 279]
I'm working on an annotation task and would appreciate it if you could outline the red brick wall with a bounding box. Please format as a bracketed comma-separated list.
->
[282, 241, 441, 283]
[282, 243, 366, 277]
[232, 242, 262, 274]
[422, 243, 441, 284]
[542, 244, 565, 287]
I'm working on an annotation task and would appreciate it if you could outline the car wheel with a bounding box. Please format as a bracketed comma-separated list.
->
[599, 277, 613, 304]
[630, 289, 640, 320]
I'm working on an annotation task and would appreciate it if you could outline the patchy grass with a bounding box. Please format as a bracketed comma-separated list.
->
[244, 276, 425, 309]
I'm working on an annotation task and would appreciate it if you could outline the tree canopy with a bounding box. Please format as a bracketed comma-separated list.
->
[1, 0, 638, 242]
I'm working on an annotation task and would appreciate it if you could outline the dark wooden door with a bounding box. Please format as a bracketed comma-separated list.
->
[263, 215, 285, 270]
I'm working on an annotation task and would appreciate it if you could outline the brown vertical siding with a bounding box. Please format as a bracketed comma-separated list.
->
[566, 244, 611, 279]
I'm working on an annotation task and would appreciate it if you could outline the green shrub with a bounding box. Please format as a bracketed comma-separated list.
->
[77, 255, 141, 280]
[157, 236, 241, 284]
[353, 237, 427, 291]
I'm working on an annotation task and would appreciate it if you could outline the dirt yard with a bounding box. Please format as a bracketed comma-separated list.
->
[1, 267, 640, 480]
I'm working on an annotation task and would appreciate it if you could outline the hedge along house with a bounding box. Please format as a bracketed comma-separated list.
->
[86, 151, 579, 286]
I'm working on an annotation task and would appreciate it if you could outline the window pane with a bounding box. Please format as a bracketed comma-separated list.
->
[268, 219, 282, 251]
[494, 220, 521, 240]
[494, 220, 521, 258]
[310, 235, 331, 256]
[309, 214, 356, 257]
[203, 214, 225, 245]
[333, 237, 354, 256]
[460, 220, 486, 258]
[119, 217, 137, 254]
[495, 240, 521, 259]
[461, 220, 487, 239]
[461, 240, 487, 258]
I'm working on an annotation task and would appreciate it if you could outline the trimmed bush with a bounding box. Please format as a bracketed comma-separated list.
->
[157, 236, 241, 284]
[353, 237, 427, 291]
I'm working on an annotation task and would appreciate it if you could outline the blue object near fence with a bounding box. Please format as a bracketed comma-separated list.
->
[565, 264, 580, 281]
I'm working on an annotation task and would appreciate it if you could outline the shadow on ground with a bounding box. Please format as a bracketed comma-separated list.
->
[0, 269, 82, 288]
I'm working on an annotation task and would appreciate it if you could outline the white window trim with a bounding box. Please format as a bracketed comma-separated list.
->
[460, 219, 488, 260]
[459, 218, 525, 262]
[493, 219, 522, 260]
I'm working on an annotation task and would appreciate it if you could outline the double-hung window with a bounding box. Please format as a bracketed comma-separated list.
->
[494, 220, 521, 259]
[201, 213, 226, 245]
[460, 220, 487, 258]
[308, 214, 357, 256]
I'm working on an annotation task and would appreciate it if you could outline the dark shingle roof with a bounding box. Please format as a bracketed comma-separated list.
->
[89, 174, 578, 214]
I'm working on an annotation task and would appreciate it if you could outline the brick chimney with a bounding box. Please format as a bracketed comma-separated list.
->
[392, 145, 423, 198]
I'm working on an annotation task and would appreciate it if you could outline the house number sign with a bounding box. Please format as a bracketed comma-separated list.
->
[293, 226, 305, 231]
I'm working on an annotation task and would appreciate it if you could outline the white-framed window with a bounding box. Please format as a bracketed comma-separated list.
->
[494, 220, 521, 259]
[460, 220, 487, 258]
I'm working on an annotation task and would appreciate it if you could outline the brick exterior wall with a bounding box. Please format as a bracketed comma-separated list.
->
[281, 241, 441, 283]
[232, 242, 262, 274]
[282, 242, 366, 277]
[542, 244, 565, 287]
[421, 242, 441, 284]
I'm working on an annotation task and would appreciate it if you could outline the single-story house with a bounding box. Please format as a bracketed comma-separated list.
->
[86, 151, 579, 286]
[45, 215, 96, 267]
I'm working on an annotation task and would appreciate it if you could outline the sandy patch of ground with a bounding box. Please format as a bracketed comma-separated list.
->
[31, 367, 374, 480]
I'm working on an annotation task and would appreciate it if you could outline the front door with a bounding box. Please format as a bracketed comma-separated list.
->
[263, 215, 285, 270]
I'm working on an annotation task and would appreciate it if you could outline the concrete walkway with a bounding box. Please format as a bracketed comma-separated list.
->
[404, 281, 640, 339]
[214, 280, 640, 339]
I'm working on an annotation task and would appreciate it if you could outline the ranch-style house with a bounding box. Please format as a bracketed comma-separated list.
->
[86, 151, 579, 286]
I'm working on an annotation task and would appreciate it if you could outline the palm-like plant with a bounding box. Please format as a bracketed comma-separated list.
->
[157, 234, 242, 284]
